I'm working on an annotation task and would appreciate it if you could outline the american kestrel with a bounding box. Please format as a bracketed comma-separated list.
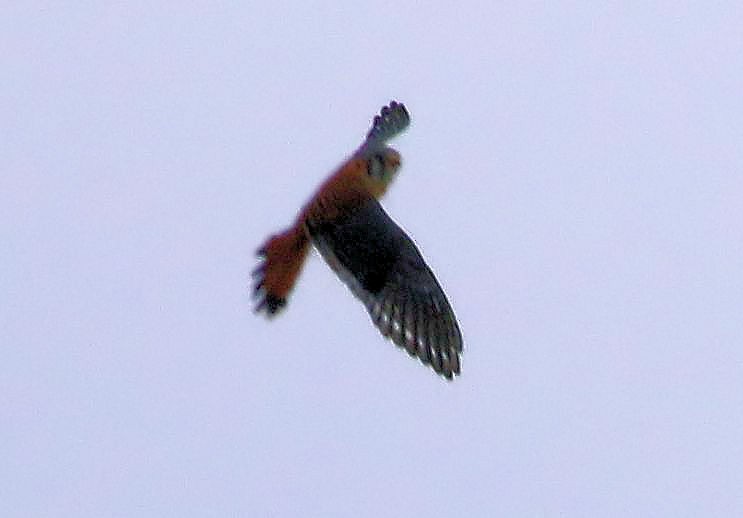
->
[253, 101, 463, 379]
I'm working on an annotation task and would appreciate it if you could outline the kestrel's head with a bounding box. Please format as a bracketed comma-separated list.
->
[358, 101, 409, 198]
[368, 147, 401, 182]
[364, 146, 401, 198]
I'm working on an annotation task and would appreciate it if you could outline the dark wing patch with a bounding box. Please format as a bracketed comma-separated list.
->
[306, 199, 463, 379]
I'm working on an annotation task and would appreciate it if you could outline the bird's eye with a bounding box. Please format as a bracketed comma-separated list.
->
[367, 155, 385, 178]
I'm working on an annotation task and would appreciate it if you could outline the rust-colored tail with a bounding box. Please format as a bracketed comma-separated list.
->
[253, 224, 310, 316]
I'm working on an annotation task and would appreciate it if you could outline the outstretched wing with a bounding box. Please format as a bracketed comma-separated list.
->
[306, 198, 463, 379]
[362, 101, 411, 151]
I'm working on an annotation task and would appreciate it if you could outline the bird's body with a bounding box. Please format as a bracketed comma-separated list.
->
[254, 102, 463, 379]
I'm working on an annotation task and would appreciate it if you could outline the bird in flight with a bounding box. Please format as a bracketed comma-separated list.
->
[253, 101, 463, 379]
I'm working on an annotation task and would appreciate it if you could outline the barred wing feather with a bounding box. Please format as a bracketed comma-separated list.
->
[306, 199, 462, 379]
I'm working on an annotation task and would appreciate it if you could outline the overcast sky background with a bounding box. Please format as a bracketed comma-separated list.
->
[3, 3, 743, 516]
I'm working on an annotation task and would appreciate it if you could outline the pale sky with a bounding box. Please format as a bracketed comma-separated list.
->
[2, 3, 743, 516]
